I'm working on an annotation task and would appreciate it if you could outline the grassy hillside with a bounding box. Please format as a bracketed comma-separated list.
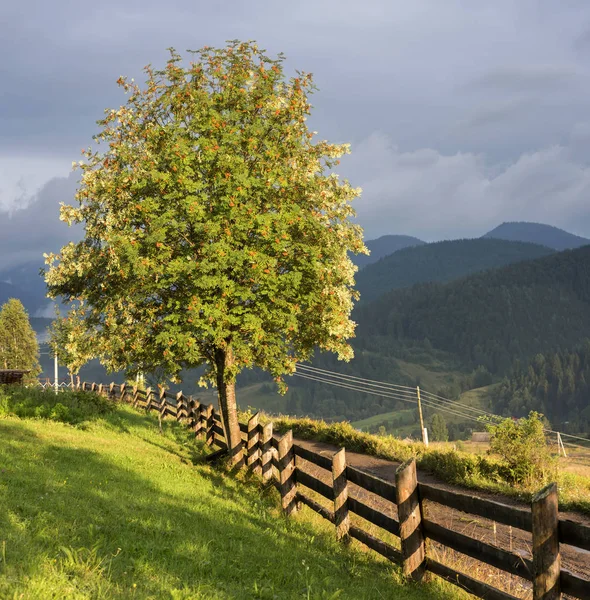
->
[0, 392, 461, 599]
[356, 238, 553, 303]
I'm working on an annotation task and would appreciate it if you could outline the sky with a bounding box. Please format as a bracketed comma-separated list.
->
[2, 0, 590, 270]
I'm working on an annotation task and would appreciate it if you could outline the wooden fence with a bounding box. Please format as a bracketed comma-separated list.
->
[80, 381, 590, 600]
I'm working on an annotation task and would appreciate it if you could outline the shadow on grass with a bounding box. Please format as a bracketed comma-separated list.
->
[0, 418, 462, 599]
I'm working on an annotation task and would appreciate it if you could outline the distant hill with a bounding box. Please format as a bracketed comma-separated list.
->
[354, 234, 425, 269]
[355, 245, 590, 375]
[356, 238, 554, 303]
[483, 222, 589, 251]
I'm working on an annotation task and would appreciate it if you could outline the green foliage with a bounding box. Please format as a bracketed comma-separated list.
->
[429, 413, 448, 442]
[0, 386, 114, 425]
[45, 41, 365, 389]
[356, 238, 553, 303]
[487, 412, 557, 485]
[0, 299, 41, 382]
[493, 342, 590, 434]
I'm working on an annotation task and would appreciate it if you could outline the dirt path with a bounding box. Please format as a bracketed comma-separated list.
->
[292, 437, 590, 593]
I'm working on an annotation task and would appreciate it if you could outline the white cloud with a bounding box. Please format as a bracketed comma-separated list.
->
[343, 132, 590, 240]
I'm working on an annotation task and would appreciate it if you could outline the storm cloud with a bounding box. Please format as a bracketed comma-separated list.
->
[2, 0, 590, 267]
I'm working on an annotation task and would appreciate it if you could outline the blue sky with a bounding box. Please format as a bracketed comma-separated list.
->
[2, 0, 590, 268]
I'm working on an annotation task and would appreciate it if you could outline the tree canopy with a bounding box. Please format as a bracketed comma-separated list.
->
[45, 41, 366, 462]
[0, 298, 40, 382]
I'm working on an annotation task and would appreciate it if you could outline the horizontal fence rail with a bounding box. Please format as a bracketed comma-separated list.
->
[76, 381, 590, 600]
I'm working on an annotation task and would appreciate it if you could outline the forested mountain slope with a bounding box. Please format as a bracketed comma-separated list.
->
[493, 341, 590, 433]
[483, 222, 589, 251]
[356, 238, 554, 302]
[355, 245, 590, 375]
[353, 234, 424, 269]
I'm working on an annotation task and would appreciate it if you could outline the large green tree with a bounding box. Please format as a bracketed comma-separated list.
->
[0, 298, 41, 382]
[45, 41, 366, 463]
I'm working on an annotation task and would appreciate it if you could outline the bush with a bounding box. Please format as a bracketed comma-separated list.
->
[486, 411, 557, 485]
[0, 386, 115, 425]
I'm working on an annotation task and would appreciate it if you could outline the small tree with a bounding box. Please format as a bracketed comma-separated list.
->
[429, 413, 448, 442]
[487, 411, 556, 485]
[45, 41, 366, 464]
[0, 299, 41, 383]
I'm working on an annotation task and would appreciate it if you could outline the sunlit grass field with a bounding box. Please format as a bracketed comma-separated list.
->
[0, 394, 466, 599]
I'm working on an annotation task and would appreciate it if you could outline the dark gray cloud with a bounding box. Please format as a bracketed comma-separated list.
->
[0, 172, 80, 269]
[2, 0, 590, 258]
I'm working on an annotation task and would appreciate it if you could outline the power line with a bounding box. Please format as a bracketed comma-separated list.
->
[297, 363, 501, 422]
[296, 363, 416, 392]
[292, 371, 485, 426]
[294, 364, 590, 448]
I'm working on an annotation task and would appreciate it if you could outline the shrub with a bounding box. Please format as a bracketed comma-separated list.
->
[486, 411, 556, 485]
[0, 386, 115, 425]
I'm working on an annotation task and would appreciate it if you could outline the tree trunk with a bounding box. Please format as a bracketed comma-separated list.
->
[215, 346, 244, 467]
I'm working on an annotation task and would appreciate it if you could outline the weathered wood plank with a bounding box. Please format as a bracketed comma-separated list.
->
[419, 483, 533, 532]
[396, 459, 425, 582]
[558, 518, 590, 552]
[332, 448, 350, 541]
[296, 470, 333, 500]
[205, 404, 215, 447]
[348, 497, 400, 537]
[297, 492, 334, 523]
[349, 525, 402, 563]
[212, 423, 225, 439]
[346, 466, 396, 501]
[560, 568, 590, 600]
[426, 558, 520, 600]
[293, 444, 333, 471]
[278, 431, 297, 516]
[246, 414, 261, 475]
[260, 422, 274, 483]
[423, 519, 532, 580]
[532, 483, 560, 600]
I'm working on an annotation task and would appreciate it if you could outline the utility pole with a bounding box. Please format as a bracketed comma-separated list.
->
[416, 386, 428, 446]
[54, 353, 59, 395]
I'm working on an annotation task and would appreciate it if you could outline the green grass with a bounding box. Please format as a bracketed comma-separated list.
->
[0, 399, 464, 599]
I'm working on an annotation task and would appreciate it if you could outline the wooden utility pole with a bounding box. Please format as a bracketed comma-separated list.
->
[416, 386, 427, 446]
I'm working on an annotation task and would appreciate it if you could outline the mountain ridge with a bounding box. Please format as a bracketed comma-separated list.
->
[482, 221, 589, 251]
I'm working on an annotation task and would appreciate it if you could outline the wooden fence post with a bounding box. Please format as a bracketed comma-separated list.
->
[97, 383, 104, 396]
[119, 383, 126, 402]
[132, 386, 139, 407]
[277, 430, 297, 516]
[145, 387, 153, 411]
[108, 382, 115, 400]
[191, 400, 204, 439]
[260, 422, 274, 483]
[76, 376, 81, 391]
[175, 391, 185, 422]
[395, 458, 426, 581]
[205, 404, 215, 446]
[532, 483, 561, 600]
[332, 448, 350, 541]
[247, 413, 261, 474]
[91, 382, 97, 393]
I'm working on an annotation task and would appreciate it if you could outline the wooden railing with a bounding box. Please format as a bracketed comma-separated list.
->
[83, 381, 590, 600]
